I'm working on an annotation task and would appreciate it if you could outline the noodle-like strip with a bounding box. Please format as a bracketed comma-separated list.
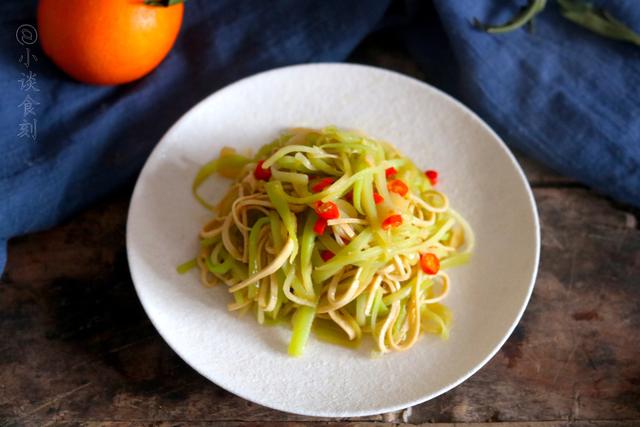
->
[228, 238, 295, 292]
[422, 272, 450, 304]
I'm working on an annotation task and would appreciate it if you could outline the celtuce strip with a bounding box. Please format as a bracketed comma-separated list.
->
[185, 127, 474, 356]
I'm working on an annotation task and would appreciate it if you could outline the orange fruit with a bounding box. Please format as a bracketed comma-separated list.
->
[37, 0, 184, 85]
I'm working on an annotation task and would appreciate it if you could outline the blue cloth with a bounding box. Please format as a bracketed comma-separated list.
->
[1, 1, 639, 273]
[426, 0, 640, 204]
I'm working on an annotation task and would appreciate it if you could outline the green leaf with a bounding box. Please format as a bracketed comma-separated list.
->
[144, 0, 186, 6]
[473, 0, 547, 34]
[558, 0, 640, 47]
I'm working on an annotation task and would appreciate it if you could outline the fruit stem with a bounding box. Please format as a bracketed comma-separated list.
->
[144, 0, 185, 6]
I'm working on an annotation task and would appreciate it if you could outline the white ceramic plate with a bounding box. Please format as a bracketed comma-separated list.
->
[126, 63, 540, 417]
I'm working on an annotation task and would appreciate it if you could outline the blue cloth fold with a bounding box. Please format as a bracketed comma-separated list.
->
[1, 0, 639, 273]
[429, 0, 640, 205]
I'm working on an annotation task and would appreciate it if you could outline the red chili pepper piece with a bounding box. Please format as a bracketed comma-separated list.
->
[419, 252, 440, 275]
[387, 179, 409, 197]
[381, 214, 403, 230]
[320, 250, 335, 261]
[314, 201, 340, 220]
[253, 160, 271, 181]
[313, 217, 327, 235]
[373, 192, 384, 204]
[385, 167, 397, 178]
[425, 170, 438, 185]
[311, 177, 335, 193]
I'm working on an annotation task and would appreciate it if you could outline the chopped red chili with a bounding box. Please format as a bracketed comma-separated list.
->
[311, 177, 335, 193]
[253, 160, 271, 181]
[425, 170, 438, 185]
[387, 179, 409, 197]
[313, 217, 327, 235]
[419, 252, 440, 275]
[381, 214, 403, 230]
[320, 250, 335, 261]
[373, 192, 384, 204]
[314, 201, 339, 220]
[385, 167, 397, 178]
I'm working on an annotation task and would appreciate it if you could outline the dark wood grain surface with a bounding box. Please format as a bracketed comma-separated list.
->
[1, 41, 639, 427]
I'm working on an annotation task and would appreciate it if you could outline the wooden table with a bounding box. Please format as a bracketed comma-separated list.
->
[2, 42, 639, 427]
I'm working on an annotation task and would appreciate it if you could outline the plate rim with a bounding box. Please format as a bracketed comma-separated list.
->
[126, 62, 541, 417]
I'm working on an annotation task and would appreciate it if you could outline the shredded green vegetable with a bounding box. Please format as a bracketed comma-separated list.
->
[184, 127, 474, 356]
[288, 306, 316, 356]
[177, 258, 197, 274]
